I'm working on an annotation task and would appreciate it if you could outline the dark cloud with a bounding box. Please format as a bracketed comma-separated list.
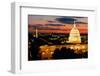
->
[47, 24, 65, 26]
[56, 17, 76, 24]
[32, 26, 63, 30]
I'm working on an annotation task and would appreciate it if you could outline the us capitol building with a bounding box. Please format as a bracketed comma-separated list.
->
[68, 21, 81, 43]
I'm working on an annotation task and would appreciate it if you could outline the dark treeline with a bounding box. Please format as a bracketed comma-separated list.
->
[28, 46, 88, 60]
[52, 47, 88, 59]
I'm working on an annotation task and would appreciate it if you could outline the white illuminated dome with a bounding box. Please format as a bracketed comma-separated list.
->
[68, 22, 81, 43]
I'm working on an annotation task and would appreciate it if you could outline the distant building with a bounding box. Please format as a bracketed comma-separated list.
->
[68, 22, 81, 43]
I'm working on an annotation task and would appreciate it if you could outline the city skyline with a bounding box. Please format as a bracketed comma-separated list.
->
[28, 15, 88, 60]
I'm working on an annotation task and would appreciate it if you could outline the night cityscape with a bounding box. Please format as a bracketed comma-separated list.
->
[28, 15, 88, 61]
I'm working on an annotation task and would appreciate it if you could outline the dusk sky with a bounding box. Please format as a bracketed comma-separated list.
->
[28, 15, 88, 34]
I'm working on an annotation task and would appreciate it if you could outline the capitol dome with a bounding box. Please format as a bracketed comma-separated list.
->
[68, 22, 81, 43]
